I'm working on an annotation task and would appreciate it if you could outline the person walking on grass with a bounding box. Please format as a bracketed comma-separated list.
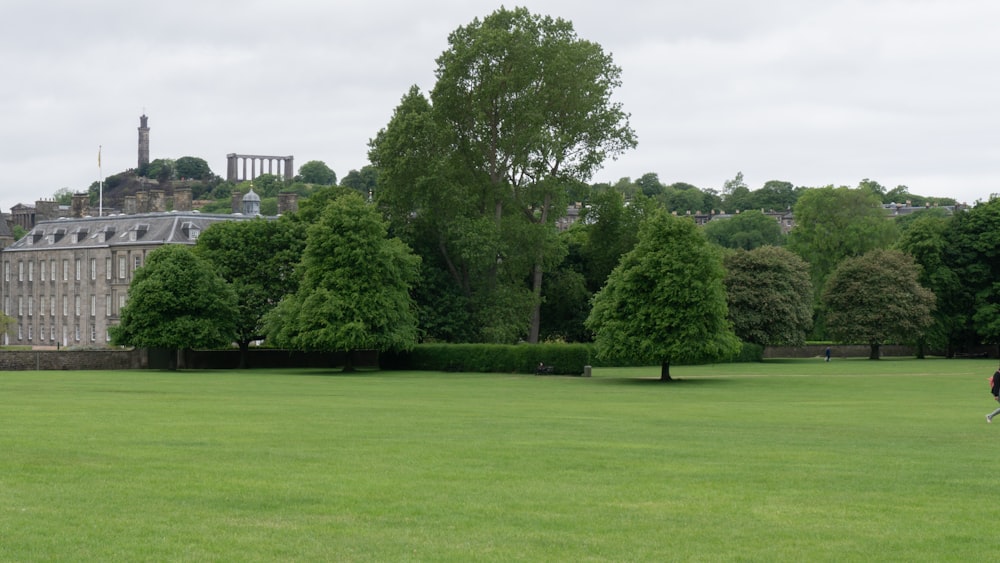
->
[825, 347, 831, 362]
[987, 366, 1000, 423]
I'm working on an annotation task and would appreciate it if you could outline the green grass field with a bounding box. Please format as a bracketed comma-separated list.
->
[2, 358, 999, 561]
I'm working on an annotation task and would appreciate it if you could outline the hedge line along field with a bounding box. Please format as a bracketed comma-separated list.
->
[1, 358, 998, 561]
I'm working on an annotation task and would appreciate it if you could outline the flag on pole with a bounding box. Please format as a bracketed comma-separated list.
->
[98, 145, 101, 167]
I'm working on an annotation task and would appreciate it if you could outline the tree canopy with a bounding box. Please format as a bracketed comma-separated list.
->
[194, 217, 307, 367]
[586, 210, 740, 380]
[175, 156, 213, 180]
[298, 160, 337, 185]
[264, 192, 421, 364]
[340, 166, 378, 196]
[939, 198, 1000, 350]
[724, 246, 813, 346]
[703, 210, 785, 250]
[788, 185, 898, 296]
[822, 249, 935, 359]
[110, 244, 238, 368]
[371, 7, 636, 344]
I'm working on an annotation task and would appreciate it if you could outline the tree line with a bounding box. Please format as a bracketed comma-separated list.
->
[103, 7, 997, 371]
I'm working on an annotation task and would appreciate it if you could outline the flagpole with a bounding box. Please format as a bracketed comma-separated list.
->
[98, 145, 103, 217]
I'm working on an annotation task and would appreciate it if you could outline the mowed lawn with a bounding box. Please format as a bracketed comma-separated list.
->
[2, 358, 999, 561]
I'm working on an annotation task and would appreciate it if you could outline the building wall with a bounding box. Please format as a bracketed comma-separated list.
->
[1, 212, 262, 348]
[0, 349, 146, 370]
[3, 242, 154, 346]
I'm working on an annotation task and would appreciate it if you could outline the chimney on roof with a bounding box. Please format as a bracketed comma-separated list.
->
[150, 189, 166, 212]
[174, 187, 192, 212]
[278, 192, 299, 215]
[71, 193, 88, 218]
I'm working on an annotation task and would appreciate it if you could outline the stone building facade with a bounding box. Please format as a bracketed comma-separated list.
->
[0, 210, 260, 347]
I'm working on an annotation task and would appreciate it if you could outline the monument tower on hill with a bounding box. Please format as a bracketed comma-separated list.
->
[138, 114, 150, 169]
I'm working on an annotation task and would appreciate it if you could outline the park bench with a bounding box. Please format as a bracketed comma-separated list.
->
[535, 363, 554, 375]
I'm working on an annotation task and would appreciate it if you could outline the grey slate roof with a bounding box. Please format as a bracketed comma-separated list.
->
[2, 211, 258, 253]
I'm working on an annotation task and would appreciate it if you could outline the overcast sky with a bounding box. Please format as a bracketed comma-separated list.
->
[2, 0, 997, 214]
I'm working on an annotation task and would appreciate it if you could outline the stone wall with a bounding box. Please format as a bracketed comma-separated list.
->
[764, 344, 916, 359]
[0, 349, 147, 371]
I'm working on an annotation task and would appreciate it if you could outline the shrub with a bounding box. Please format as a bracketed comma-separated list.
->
[387, 343, 591, 375]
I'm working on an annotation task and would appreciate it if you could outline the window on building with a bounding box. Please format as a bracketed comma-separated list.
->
[27, 296, 33, 317]
[75, 259, 81, 281]
[39, 325, 45, 341]
[105, 295, 112, 317]
[119, 256, 127, 279]
[90, 258, 96, 281]
[40, 260, 46, 281]
[134, 256, 142, 271]
[18, 261, 24, 282]
[106, 258, 112, 280]
[39, 296, 46, 317]
[62, 296, 68, 317]
[18, 324, 22, 341]
[74, 326, 80, 342]
[90, 325, 96, 342]
[18, 297, 23, 316]
[74, 296, 81, 317]
[3, 261, 9, 282]
[3, 296, 7, 315]
[106, 329, 111, 342]
[63, 260, 69, 281]
[50, 326, 56, 341]
[50, 296, 55, 317]
[119, 294, 127, 312]
[50, 260, 56, 283]
[27, 325, 32, 341]
[90, 295, 96, 317]
[28, 261, 33, 282]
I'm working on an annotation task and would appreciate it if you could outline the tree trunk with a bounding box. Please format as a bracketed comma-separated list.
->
[526, 192, 552, 344]
[869, 342, 880, 360]
[528, 262, 543, 343]
[238, 341, 250, 369]
[660, 361, 672, 381]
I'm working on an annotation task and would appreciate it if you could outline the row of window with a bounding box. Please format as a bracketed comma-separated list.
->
[15, 324, 108, 343]
[4, 294, 126, 318]
[3, 256, 142, 283]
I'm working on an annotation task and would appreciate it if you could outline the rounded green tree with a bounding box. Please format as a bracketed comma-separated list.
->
[586, 210, 740, 380]
[724, 246, 813, 346]
[109, 244, 238, 369]
[264, 192, 421, 369]
[822, 248, 935, 359]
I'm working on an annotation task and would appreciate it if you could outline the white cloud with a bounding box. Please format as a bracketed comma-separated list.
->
[1, 0, 997, 213]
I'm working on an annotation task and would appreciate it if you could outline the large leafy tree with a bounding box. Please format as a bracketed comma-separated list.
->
[194, 218, 307, 367]
[340, 166, 378, 197]
[110, 244, 238, 369]
[578, 190, 655, 293]
[370, 87, 516, 342]
[822, 249, 935, 360]
[751, 180, 799, 211]
[788, 185, 898, 294]
[940, 198, 1000, 352]
[374, 7, 636, 344]
[894, 210, 959, 356]
[724, 246, 813, 346]
[703, 209, 785, 250]
[586, 210, 740, 381]
[264, 192, 420, 367]
[298, 160, 337, 186]
[660, 182, 719, 214]
[175, 156, 213, 180]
